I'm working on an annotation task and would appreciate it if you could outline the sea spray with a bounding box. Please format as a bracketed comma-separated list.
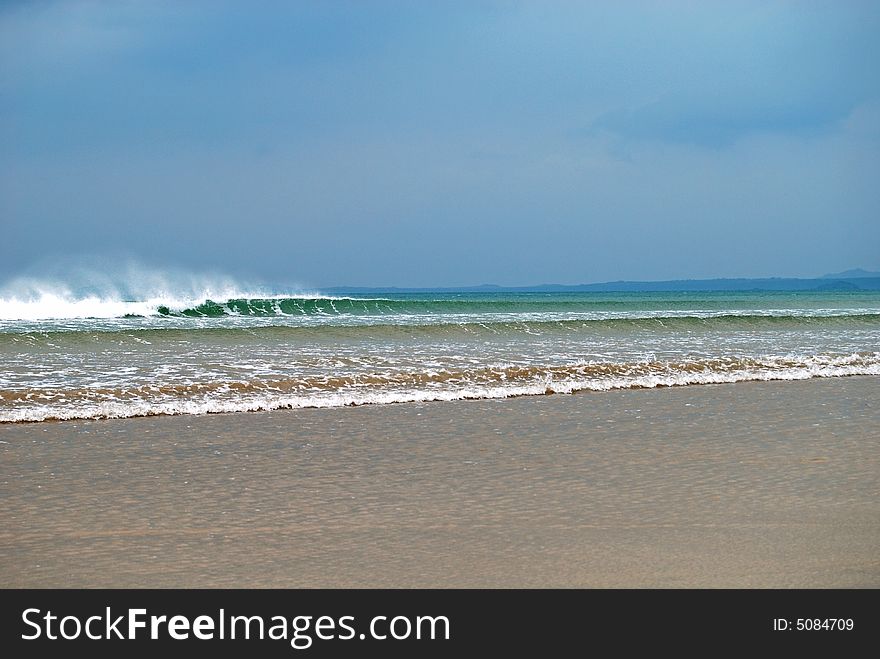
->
[0, 262, 315, 321]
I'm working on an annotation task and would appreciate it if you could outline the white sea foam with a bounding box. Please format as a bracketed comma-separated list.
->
[0, 264, 320, 320]
[3, 355, 878, 423]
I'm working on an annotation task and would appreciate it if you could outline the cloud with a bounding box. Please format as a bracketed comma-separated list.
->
[587, 1, 880, 147]
[592, 89, 857, 147]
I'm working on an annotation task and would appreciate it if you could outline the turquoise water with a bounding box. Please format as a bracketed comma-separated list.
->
[1, 290, 878, 422]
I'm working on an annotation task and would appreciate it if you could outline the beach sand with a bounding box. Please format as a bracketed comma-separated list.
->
[1, 376, 878, 588]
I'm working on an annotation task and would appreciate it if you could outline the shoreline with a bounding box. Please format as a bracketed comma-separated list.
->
[1, 376, 878, 587]
[3, 371, 878, 425]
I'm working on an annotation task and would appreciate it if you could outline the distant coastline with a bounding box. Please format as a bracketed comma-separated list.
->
[323, 270, 880, 294]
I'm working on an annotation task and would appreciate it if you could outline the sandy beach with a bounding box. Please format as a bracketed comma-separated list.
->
[1, 376, 878, 588]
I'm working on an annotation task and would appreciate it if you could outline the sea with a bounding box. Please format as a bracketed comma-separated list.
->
[1, 288, 878, 423]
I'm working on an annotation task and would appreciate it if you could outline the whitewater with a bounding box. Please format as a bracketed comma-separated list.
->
[2, 282, 878, 422]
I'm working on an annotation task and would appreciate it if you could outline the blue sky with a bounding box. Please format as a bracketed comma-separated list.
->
[2, 1, 878, 287]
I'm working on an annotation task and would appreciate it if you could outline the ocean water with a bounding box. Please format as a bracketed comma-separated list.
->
[1, 288, 878, 422]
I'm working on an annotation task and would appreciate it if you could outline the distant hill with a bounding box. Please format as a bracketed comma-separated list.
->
[527, 277, 880, 292]
[821, 268, 880, 279]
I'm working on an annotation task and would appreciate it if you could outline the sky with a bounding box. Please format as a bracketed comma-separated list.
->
[2, 0, 879, 288]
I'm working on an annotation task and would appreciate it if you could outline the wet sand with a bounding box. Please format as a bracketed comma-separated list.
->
[1, 377, 878, 587]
